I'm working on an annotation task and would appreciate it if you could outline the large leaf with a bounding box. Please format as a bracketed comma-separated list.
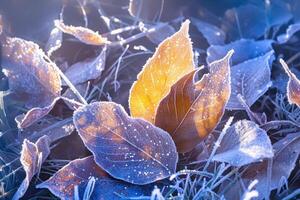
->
[73, 102, 178, 185]
[2, 37, 61, 108]
[241, 132, 300, 199]
[2, 37, 62, 128]
[129, 20, 195, 123]
[13, 136, 50, 200]
[37, 156, 151, 200]
[207, 39, 274, 109]
[280, 59, 300, 107]
[155, 51, 232, 153]
[212, 120, 273, 167]
[63, 46, 107, 85]
[54, 20, 109, 45]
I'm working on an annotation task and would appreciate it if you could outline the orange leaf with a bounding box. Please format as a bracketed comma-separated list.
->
[155, 51, 233, 153]
[54, 20, 109, 45]
[280, 59, 300, 107]
[129, 20, 195, 123]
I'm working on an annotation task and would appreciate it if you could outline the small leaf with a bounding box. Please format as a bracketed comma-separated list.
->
[37, 156, 151, 200]
[155, 51, 233, 153]
[277, 23, 300, 44]
[45, 26, 62, 57]
[63, 46, 106, 86]
[73, 102, 178, 185]
[13, 136, 50, 200]
[280, 59, 300, 107]
[242, 132, 300, 199]
[212, 120, 273, 167]
[207, 39, 274, 109]
[2, 37, 62, 128]
[54, 20, 109, 45]
[15, 97, 60, 129]
[192, 18, 225, 45]
[129, 20, 195, 123]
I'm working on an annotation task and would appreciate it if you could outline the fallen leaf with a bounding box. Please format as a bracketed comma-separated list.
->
[63, 46, 106, 86]
[242, 132, 300, 199]
[129, 20, 195, 123]
[54, 20, 109, 45]
[222, 1, 291, 41]
[37, 156, 152, 200]
[192, 18, 225, 45]
[2, 37, 62, 128]
[73, 102, 178, 185]
[45, 26, 63, 57]
[207, 39, 274, 109]
[15, 97, 60, 129]
[212, 120, 274, 167]
[280, 59, 300, 107]
[155, 51, 233, 153]
[278, 23, 300, 44]
[2, 37, 61, 108]
[13, 136, 50, 200]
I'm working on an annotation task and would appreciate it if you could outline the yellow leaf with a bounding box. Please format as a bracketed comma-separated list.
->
[129, 20, 195, 123]
[155, 51, 233, 153]
[54, 20, 109, 45]
[280, 59, 300, 107]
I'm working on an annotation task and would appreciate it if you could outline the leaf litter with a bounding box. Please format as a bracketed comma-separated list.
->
[1, 1, 300, 200]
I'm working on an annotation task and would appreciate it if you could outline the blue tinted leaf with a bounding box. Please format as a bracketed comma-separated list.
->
[13, 136, 50, 200]
[223, 5, 267, 40]
[207, 39, 274, 109]
[277, 23, 300, 44]
[45, 26, 62, 57]
[212, 120, 273, 167]
[73, 102, 178, 185]
[192, 18, 225, 45]
[37, 156, 152, 200]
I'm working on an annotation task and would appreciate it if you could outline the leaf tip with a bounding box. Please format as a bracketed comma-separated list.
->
[180, 19, 190, 35]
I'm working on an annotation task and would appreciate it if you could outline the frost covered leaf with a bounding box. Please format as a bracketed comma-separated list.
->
[212, 120, 273, 167]
[207, 39, 274, 110]
[129, 20, 194, 123]
[13, 136, 50, 200]
[242, 132, 300, 199]
[15, 97, 60, 129]
[2, 37, 61, 128]
[155, 51, 233, 153]
[192, 18, 225, 45]
[37, 156, 151, 200]
[63, 46, 106, 86]
[54, 20, 109, 45]
[280, 59, 300, 107]
[45, 26, 62, 57]
[73, 102, 178, 185]
[2, 37, 61, 108]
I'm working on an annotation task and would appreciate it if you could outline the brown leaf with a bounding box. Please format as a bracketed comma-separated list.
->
[2, 37, 61, 108]
[155, 51, 233, 153]
[280, 59, 300, 107]
[54, 20, 109, 45]
[12, 136, 50, 200]
[129, 20, 195, 123]
[73, 101, 178, 184]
